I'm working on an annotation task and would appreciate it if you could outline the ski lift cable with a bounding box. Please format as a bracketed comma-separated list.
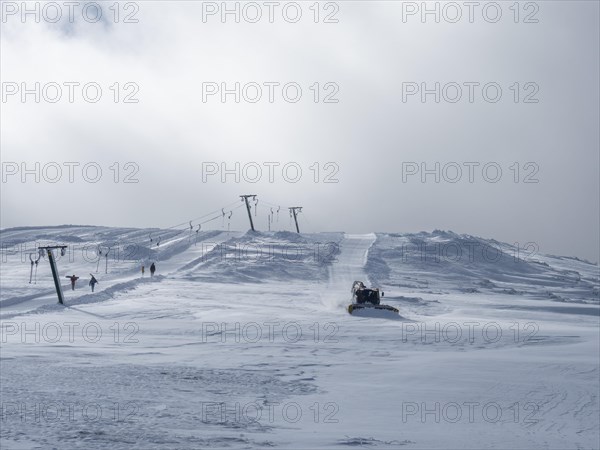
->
[203, 203, 243, 225]
[148, 200, 242, 243]
[249, 199, 288, 221]
[165, 203, 237, 230]
[163, 200, 240, 231]
[259, 199, 283, 209]
[192, 203, 244, 228]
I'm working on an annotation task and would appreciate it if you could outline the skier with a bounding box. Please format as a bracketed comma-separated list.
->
[150, 262, 156, 278]
[66, 274, 79, 290]
[89, 274, 98, 292]
[141, 265, 145, 277]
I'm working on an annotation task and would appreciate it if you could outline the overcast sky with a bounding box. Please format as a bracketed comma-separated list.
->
[1, 1, 598, 262]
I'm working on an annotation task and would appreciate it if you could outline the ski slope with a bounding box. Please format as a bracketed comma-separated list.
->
[0, 226, 598, 449]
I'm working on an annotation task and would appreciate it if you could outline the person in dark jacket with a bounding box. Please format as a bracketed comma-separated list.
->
[89, 274, 98, 292]
[66, 274, 79, 290]
[150, 262, 156, 278]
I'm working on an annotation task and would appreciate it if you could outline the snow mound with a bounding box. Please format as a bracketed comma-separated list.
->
[367, 232, 599, 305]
[179, 231, 343, 283]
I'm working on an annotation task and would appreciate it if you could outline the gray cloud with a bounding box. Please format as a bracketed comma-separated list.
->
[1, 1, 598, 262]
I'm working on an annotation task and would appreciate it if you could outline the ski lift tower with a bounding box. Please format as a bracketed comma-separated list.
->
[38, 245, 67, 305]
[288, 207, 302, 233]
[240, 195, 257, 231]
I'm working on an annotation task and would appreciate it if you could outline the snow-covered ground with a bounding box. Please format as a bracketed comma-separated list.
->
[0, 226, 598, 449]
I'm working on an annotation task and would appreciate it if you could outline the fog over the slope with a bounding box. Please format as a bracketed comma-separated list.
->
[1, 1, 598, 262]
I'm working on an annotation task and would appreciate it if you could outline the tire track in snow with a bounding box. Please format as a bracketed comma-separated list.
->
[321, 233, 376, 310]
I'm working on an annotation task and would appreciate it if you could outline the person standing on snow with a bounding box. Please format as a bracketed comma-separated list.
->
[141, 265, 145, 277]
[66, 274, 79, 290]
[89, 274, 98, 292]
[150, 262, 156, 278]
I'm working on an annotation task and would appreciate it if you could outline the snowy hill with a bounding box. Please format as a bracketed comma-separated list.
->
[0, 225, 598, 449]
